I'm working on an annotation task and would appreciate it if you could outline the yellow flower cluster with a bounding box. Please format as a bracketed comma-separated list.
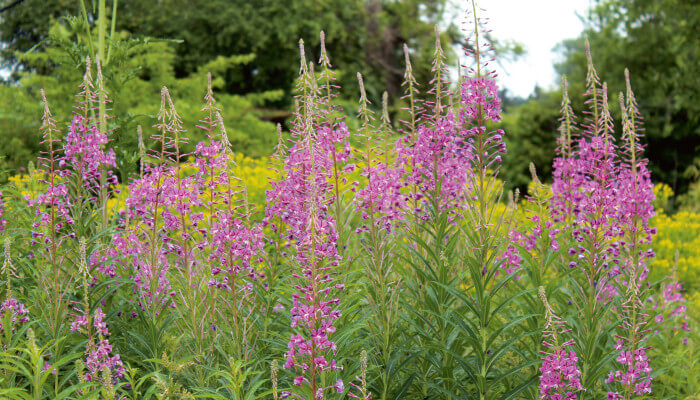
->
[649, 210, 700, 291]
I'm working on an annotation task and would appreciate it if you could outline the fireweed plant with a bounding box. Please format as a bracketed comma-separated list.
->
[0, 2, 696, 399]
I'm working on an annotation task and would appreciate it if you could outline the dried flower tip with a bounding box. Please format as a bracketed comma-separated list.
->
[216, 111, 231, 139]
[40, 89, 49, 109]
[538, 286, 547, 304]
[585, 38, 593, 66]
[403, 44, 413, 72]
[85, 56, 92, 75]
[360, 349, 367, 384]
[584, 37, 601, 89]
[2, 238, 14, 294]
[299, 38, 307, 73]
[357, 72, 366, 97]
[381, 91, 391, 126]
[529, 162, 540, 184]
[319, 31, 329, 64]
[271, 360, 279, 400]
[3, 238, 10, 261]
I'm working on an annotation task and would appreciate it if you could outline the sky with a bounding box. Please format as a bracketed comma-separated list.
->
[474, 0, 593, 98]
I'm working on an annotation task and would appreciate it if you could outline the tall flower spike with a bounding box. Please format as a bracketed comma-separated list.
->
[357, 73, 374, 133]
[94, 56, 112, 136]
[538, 287, 583, 399]
[606, 263, 653, 399]
[270, 54, 344, 396]
[599, 82, 615, 143]
[32, 90, 72, 251]
[75, 56, 96, 122]
[428, 24, 450, 120]
[152, 86, 187, 165]
[401, 43, 422, 139]
[624, 69, 644, 136]
[38, 89, 61, 174]
[318, 30, 341, 129]
[2, 239, 14, 296]
[621, 70, 645, 169]
[199, 72, 221, 141]
[583, 38, 603, 137]
[557, 75, 578, 157]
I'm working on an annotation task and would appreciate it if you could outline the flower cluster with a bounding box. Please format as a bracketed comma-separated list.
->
[0, 298, 30, 334]
[397, 114, 473, 215]
[660, 280, 689, 323]
[650, 274, 690, 341]
[27, 90, 73, 245]
[550, 66, 626, 306]
[353, 162, 406, 232]
[605, 345, 652, 399]
[275, 126, 345, 396]
[459, 77, 502, 123]
[606, 269, 652, 399]
[208, 215, 265, 289]
[113, 230, 175, 311]
[268, 41, 345, 399]
[64, 114, 117, 190]
[74, 308, 125, 384]
[352, 76, 406, 232]
[538, 288, 584, 399]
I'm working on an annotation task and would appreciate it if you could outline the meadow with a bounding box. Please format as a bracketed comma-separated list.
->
[0, 4, 697, 400]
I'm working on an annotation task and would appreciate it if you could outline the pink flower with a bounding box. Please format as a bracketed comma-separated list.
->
[0, 298, 31, 333]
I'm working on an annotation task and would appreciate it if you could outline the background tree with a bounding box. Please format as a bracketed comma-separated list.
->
[0, 0, 474, 181]
[0, 0, 464, 103]
[0, 14, 281, 181]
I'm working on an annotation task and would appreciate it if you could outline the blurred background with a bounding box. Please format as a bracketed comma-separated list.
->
[0, 0, 697, 210]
